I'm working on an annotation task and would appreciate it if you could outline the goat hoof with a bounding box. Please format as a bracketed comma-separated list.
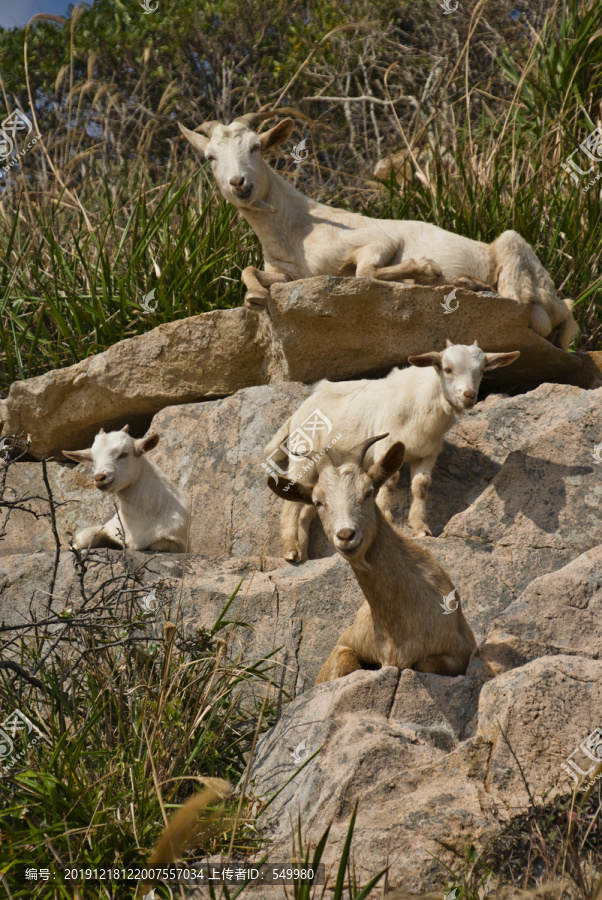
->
[412, 526, 432, 538]
[284, 549, 305, 563]
[245, 291, 269, 309]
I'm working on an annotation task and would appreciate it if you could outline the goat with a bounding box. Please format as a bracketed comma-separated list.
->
[268, 435, 477, 683]
[179, 109, 579, 349]
[62, 425, 190, 552]
[264, 340, 520, 562]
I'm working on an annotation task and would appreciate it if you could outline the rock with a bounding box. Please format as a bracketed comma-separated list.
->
[247, 656, 602, 890]
[266, 277, 585, 389]
[1, 278, 596, 460]
[1, 381, 600, 650]
[0, 306, 269, 460]
[470, 544, 602, 676]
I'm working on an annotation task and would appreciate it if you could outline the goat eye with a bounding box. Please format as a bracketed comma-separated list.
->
[444, 367, 452, 374]
[205, 155, 215, 163]
[314, 500, 323, 509]
[117, 451, 129, 459]
[364, 489, 374, 500]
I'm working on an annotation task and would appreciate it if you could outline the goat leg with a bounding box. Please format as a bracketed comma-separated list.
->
[241, 266, 289, 308]
[408, 456, 437, 537]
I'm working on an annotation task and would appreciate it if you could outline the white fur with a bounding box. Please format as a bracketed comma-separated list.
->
[265, 341, 520, 561]
[63, 426, 190, 553]
[180, 116, 579, 348]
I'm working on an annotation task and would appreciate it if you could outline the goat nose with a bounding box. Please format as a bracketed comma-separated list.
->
[94, 473, 107, 483]
[337, 527, 356, 542]
[229, 175, 245, 188]
[463, 390, 477, 400]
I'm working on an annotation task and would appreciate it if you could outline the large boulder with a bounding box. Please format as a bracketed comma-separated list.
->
[2, 381, 600, 647]
[1, 278, 598, 460]
[0, 306, 269, 459]
[247, 655, 602, 889]
[265, 278, 585, 388]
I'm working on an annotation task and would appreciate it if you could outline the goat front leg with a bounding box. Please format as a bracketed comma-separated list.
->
[241, 267, 289, 308]
[315, 644, 363, 685]
[73, 514, 124, 550]
[408, 456, 437, 537]
[280, 499, 315, 563]
[375, 471, 399, 523]
[354, 244, 442, 284]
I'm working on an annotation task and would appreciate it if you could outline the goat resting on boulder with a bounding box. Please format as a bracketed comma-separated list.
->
[179, 109, 579, 349]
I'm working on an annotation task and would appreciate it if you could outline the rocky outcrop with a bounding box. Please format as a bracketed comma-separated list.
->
[247, 655, 602, 889]
[1, 278, 599, 459]
[1, 368, 601, 892]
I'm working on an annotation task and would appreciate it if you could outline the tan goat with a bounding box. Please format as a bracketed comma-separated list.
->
[268, 435, 476, 684]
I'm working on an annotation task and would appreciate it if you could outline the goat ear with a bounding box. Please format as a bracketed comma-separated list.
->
[135, 433, 160, 455]
[258, 118, 295, 153]
[178, 122, 210, 156]
[267, 477, 314, 505]
[366, 442, 405, 491]
[63, 448, 93, 463]
[407, 351, 443, 369]
[483, 350, 520, 369]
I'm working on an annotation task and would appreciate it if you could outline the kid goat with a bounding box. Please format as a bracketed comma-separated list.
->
[268, 435, 477, 683]
[179, 109, 579, 349]
[265, 340, 520, 562]
[63, 426, 190, 552]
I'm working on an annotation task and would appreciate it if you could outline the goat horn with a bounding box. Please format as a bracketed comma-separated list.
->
[347, 434, 389, 468]
[121, 424, 130, 433]
[98, 427, 105, 434]
[232, 107, 311, 129]
[198, 120, 220, 136]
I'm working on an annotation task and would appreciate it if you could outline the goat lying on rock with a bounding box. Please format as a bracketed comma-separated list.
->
[268, 435, 477, 682]
[264, 340, 520, 562]
[63, 426, 190, 552]
[179, 109, 579, 349]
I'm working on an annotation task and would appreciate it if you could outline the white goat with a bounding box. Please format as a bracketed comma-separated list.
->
[179, 110, 579, 349]
[264, 340, 520, 562]
[63, 426, 190, 553]
[268, 435, 477, 683]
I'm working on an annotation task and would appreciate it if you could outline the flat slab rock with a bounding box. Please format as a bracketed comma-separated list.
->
[1, 277, 598, 459]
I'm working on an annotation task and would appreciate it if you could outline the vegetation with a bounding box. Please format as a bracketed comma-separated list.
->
[0, 0, 601, 392]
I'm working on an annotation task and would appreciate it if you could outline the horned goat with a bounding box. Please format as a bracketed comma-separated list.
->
[63, 425, 190, 552]
[268, 435, 477, 683]
[179, 109, 579, 349]
[264, 340, 520, 562]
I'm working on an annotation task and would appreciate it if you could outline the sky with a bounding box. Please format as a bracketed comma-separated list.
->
[0, 0, 73, 29]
